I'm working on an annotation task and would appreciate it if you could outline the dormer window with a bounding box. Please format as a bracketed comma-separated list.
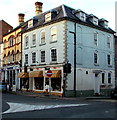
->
[99, 18, 108, 28]
[28, 19, 33, 28]
[73, 9, 86, 21]
[45, 12, 51, 22]
[87, 14, 98, 25]
[93, 17, 98, 25]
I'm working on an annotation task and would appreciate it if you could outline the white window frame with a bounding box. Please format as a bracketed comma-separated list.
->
[107, 36, 111, 48]
[94, 32, 98, 46]
[25, 54, 28, 64]
[25, 35, 29, 48]
[107, 54, 112, 66]
[94, 51, 99, 65]
[51, 26, 57, 42]
[40, 30, 45, 44]
[40, 50, 45, 63]
[51, 48, 57, 62]
[32, 52, 36, 64]
[32, 33, 36, 46]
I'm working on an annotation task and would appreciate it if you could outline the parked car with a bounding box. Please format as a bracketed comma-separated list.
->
[0, 82, 7, 92]
[111, 86, 117, 99]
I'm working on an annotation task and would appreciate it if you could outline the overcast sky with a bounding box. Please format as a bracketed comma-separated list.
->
[0, 0, 116, 30]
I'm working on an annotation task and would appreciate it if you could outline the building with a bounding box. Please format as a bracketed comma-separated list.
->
[3, 15, 26, 90]
[17, 2, 115, 97]
[0, 20, 13, 82]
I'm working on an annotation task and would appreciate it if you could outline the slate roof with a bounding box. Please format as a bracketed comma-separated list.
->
[19, 4, 116, 34]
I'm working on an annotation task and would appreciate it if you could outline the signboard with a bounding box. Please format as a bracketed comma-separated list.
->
[46, 70, 52, 77]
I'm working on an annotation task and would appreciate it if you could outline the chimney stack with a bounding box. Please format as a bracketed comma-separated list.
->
[18, 13, 25, 25]
[35, 2, 43, 16]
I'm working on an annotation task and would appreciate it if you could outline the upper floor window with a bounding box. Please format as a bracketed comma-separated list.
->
[51, 48, 57, 62]
[94, 32, 98, 46]
[25, 35, 29, 48]
[25, 54, 28, 64]
[4, 40, 6, 49]
[45, 12, 51, 22]
[40, 30, 45, 44]
[8, 36, 14, 47]
[107, 36, 111, 48]
[32, 33, 36, 46]
[94, 52, 98, 65]
[108, 73, 111, 84]
[32, 52, 36, 64]
[41, 50, 45, 63]
[51, 27, 57, 41]
[80, 12, 86, 21]
[93, 17, 98, 25]
[107, 54, 112, 66]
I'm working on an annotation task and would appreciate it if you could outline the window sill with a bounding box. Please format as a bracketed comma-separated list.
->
[50, 40, 57, 44]
[50, 61, 58, 64]
[31, 45, 36, 48]
[108, 65, 112, 67]
[39, 43, 46, 46]
[94, 63, 99, 66]
[24, 47, 29, 50]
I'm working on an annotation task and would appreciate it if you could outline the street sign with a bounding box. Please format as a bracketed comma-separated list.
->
[46, 70, 52, 77]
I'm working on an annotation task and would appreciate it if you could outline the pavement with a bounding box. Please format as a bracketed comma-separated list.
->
[9, 90, 111, 101]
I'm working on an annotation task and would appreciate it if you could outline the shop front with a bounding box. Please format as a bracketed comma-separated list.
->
[29, 70, 44, 92]
[45, 70, 62, 96]
[18, 72, 29, 90]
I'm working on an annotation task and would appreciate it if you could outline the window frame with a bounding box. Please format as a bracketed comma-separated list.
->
[40, 50, 45, 63]
[51, 26, 57, 42]
[25, 54, 28, 64]
[40, 30, 46, 44]
[32, 52, 36, 64]
[32, 33, 36, 46]
[94, 32, 98, 46]
[51, 48, 57, 62]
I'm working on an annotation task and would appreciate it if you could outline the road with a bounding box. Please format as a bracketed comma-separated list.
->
[1, 93, 117, 119]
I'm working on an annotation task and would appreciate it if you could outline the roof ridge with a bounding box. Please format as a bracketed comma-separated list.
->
[62, 4, 67, 17]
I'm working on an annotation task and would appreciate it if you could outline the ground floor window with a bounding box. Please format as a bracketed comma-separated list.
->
[34, 77, 44, 90]
[51, 78, 61, 91]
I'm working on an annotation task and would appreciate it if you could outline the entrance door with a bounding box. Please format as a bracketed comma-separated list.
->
[94, 73, 100, 95]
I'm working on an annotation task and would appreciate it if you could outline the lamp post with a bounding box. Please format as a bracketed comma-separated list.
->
[69, 22, 76, 97]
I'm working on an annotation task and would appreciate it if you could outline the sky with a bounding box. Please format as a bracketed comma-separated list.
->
[0, 0, 116, 30]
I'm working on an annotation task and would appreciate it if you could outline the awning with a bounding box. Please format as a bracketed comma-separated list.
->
[46, 70, 61, 78]
[29, 71, 43, 78]
[18, 72, 29, 78]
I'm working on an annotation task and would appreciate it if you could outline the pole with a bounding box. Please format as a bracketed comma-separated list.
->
[74, 23, 76, 97]
[69, 22, 77, 97]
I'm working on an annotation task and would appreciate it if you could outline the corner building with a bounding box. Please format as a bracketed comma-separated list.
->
[19, 3, 115, 96]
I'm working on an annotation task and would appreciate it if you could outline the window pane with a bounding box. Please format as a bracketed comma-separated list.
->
[41, 31, 45, 44]
[94, 53, 98, 64]
[51, 27, 57, 41]
[25, 54, 28, 64]
[32, 34, 36, 45]
[32, 53, 36, 63]
[51, 49, 57, 62]
[41, 51, 45, 62]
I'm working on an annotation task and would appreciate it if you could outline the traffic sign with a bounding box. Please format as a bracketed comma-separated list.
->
[46, 70, 52, 77]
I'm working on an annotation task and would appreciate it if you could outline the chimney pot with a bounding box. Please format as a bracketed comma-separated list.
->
[18, 13, 25, 25]
[35, 2, 43, 16]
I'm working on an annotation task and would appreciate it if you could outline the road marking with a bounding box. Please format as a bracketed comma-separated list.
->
[2, 102, 88, 114]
